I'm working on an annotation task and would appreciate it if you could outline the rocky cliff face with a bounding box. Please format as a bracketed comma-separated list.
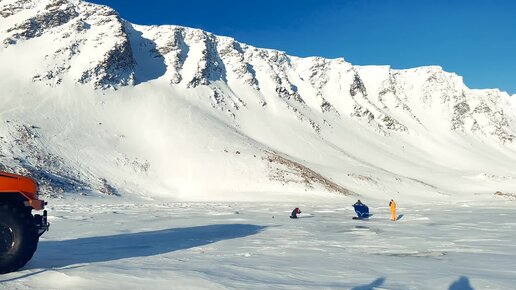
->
[2, 0, 513, 142]
[2, 0, 135, 88]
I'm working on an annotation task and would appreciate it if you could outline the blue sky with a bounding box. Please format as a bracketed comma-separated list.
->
[89, 0, 516, 95]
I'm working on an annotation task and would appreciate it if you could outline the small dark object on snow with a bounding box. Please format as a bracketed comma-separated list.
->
[290, 207, 301, 219]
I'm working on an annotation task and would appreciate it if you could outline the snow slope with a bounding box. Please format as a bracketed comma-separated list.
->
[1, 0, 516, 202]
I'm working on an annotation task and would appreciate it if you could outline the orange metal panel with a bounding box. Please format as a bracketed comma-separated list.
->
[0, 171, 44, 209]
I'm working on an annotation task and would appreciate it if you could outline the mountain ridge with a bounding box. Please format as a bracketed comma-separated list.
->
[1, 0, 516, 201]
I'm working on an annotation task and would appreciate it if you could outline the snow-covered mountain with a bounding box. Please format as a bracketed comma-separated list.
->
[1, 0, 516, 202]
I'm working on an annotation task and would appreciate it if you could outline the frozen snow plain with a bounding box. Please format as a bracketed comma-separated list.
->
[1, 196, 515, 290]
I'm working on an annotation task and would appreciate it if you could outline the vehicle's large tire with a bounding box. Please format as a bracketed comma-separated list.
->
[0, 204, 38, 274]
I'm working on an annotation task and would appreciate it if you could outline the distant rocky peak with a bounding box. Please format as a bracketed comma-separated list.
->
[0, 0, 514, 143]
[3, 0, 78, 45]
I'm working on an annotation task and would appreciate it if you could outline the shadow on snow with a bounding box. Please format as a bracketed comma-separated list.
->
[449, 276, 475, 290]
[29, 224, 265, 269]
[350, 276, 475, 290]
[351, 277, 386, 290]
[125, 23, 167, 85]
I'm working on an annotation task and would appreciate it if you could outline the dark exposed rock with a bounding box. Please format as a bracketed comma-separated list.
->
[78, 39, 135, 89]
[382, 115, 408, 132]
[0, 0, 35, 18]
[6, 0, 79, 42]
[265, 152, 356, 195]
[0, 121, 90, 197]
[350, 73, 367, 97]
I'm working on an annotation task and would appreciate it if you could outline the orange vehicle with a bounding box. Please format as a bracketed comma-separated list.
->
[0, 171, 49, 274]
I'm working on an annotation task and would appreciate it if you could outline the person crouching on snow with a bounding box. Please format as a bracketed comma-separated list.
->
[290, 208, 301, 219]
[353, 200, 369, 218]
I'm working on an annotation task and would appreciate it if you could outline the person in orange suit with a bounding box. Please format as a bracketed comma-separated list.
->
[389, 199, 397, 221]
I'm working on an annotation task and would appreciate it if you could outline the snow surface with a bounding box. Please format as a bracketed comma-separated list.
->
[1, 196, 516, 289]
[1, 1, 516, 288]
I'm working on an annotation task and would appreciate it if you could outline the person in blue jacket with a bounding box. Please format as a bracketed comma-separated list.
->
[353, 200, 369, 218]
